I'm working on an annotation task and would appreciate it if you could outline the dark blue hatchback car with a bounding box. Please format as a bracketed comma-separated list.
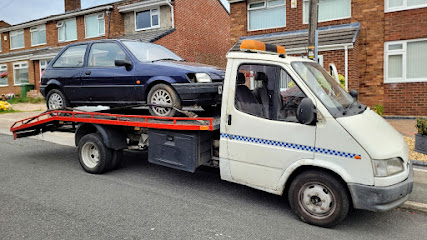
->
[40, 39, 224, 116]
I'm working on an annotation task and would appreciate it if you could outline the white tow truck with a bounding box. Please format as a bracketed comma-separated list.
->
[11, 40, 413, 227]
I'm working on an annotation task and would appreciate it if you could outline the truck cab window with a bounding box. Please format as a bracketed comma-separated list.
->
[235, 64, 306, 123]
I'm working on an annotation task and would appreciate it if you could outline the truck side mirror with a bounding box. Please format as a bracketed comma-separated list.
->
[297, 98, 317, 125]
[115, 59, 133, 71]
[349, 89, 358, 101]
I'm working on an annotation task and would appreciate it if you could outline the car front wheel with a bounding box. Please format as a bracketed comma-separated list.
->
[147, 84, 182, 117]
[46, 89, 69, 110]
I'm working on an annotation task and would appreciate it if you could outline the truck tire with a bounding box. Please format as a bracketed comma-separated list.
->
[147, 84, 182, 117]
[78, 133, 113, 174]
[111, 150, 123, 170]
[288, 170, 350, 228]
[46, 89, 70, 110]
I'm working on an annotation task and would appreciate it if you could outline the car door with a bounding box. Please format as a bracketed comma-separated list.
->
[50, 44, 87, 102]
[80, 42, 136, 103]
[221, 60, 316, 191]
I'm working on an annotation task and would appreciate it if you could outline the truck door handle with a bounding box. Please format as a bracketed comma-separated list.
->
[85, 71, 91, 75]
[227, 115, 232, 125]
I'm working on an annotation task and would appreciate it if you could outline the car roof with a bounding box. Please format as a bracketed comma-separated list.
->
[65, 39, 144, 47]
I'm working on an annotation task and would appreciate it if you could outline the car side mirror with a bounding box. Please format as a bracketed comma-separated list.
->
[297, 98, 317, 125]
[349, 89, 358, 101]
[115, 59, 133, 71]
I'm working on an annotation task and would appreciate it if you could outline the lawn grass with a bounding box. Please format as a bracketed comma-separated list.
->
[0, 109, 21, 114]
[7, 97, 45, 104]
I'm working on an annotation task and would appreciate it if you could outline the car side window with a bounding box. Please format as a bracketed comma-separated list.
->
[53, 44, 87, 68]
[235, 64, 307, 123]
[88, 42, 128, 67]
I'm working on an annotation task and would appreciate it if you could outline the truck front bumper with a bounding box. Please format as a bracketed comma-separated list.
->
[348, 162, 414, 212]
[171, 82, 223, 106]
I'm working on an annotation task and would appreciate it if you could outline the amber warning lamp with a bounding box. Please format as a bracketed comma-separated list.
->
[240, 39, 286, 55]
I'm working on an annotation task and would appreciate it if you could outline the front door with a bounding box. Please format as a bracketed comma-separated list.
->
[80, 42, 136, 104]
[220, 60, 317, 191]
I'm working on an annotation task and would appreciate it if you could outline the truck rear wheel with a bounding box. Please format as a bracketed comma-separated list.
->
[288, 170, 350, 228]
[78, 133, 112, 174]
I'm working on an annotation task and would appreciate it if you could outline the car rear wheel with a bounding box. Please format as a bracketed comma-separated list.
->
[147, 84, 182, 117]
[46, 89, 70, 110]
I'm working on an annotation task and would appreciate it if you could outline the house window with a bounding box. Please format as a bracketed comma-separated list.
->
[303, 0, 351, 24]
[13, 61, 29, 86]
[248, 0, 286, 31]
[10, 30, 25, 50]
[85, 13, 105, 38]
[0, 34, 2, 52]
[0, 64, 8, 86]
[30, 25, 47, 46]
[135, 8, 160, 30]
[57, 19, 77, 42]
[385, 39, 427, 83]
[386, 0, 427, 12]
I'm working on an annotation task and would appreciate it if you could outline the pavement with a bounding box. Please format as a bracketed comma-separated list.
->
[1, 109, 427, 214]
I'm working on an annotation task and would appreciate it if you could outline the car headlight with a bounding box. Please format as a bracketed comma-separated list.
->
[195, 73, 212, 83]
[372, 158, 404, 177]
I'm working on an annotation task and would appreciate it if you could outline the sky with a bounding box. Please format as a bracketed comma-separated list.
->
[0, 0, 230, 25]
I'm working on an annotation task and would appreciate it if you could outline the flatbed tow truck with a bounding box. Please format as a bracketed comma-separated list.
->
[10, 40, 413, 228]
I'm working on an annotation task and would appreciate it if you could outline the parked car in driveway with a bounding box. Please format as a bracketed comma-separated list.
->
[40, 40, 224, 116]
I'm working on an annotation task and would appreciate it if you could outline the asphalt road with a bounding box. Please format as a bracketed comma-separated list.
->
[1, 134, 426, 240]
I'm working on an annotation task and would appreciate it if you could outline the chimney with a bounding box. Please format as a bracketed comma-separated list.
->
[64, 0, 81, 12]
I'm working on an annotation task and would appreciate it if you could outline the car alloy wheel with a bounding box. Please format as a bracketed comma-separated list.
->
[150, 89, 173, 116]
[48, 92, 64, 109]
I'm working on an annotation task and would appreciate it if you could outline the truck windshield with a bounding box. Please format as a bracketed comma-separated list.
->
[292, 61, 365, 117]
[123, 41, 183, 62]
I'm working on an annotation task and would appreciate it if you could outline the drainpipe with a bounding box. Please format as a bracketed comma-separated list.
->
[166, 0, 175, 29]
[344, 45, 349, 91]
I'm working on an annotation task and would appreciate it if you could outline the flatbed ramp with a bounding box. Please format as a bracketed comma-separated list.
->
[10, 110, 220, 139]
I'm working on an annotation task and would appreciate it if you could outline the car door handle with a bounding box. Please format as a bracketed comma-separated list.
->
[85, 71, 91, 75]
[227, 114, 232, 125]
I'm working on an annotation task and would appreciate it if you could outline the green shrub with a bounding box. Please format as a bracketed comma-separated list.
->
[416, 118, 427, 136]
[338, 74, 346, 89]
[373, 104, 384, 116]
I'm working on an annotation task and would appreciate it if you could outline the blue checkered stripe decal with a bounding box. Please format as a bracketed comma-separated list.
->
[220, 133, 360, 159]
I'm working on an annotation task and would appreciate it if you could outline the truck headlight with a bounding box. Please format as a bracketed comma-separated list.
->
[195, 73, 212, 83]
[372, 158, 404, 177]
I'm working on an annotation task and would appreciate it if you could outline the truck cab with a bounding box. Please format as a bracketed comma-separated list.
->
[218, 40, 413, 227]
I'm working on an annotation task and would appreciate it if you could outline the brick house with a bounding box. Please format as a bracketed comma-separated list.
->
[228, 0, 427, 116]
[0, 0, 230, 97]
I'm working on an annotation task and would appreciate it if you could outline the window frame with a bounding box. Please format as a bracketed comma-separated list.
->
[0, 64, 8, 87]
[134, 8, 161, 31]
[39, 59, 50, 80]
[247, 0, 287, 31]
[84, 13, 106, 39]
[87, 42, 129, 68]
[10, 30, 25, 50]
[0, 34, 2, 52]
[302, 0, 352, 24]
[57, 18, 78, 43]
[13, 61, 29, 86]
[385, 0, 427, 13]
[384, 38, 427, 83]
[30, 25, 47, 47]
[52, 44, 88, 68]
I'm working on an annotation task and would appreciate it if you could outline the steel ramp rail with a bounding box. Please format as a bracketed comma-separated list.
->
[10, 110, 215, 139]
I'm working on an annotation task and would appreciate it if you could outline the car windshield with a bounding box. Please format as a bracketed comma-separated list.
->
[291, 61, 362, 117]
[123, 41, 183, 62]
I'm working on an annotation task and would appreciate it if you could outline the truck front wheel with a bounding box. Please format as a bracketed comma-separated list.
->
[288, 170, 350, 228]
[78, 133, 113, 174]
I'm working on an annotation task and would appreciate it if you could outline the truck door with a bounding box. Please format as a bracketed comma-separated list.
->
[220, 60, 316, 191]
